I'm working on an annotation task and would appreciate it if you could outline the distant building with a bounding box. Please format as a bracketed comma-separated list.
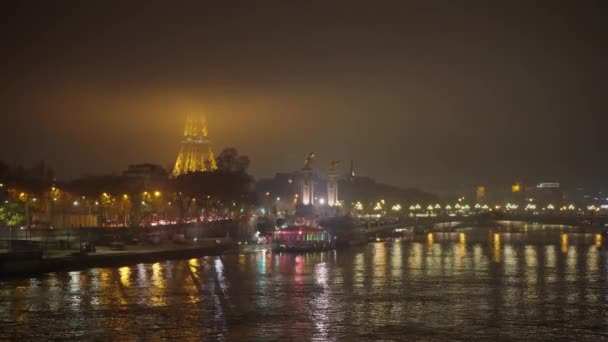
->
[327, 161, 339, 207]
[123, 163, 168, 179]
[476, 186, 486, 203]
[537, 182, 560, 189]
[255, 159, 437, 216]
[531, 182, 564, 205]
[122, 163, 168, 187]
[301, 153, 315, 206]
[512, 182, 522, 194]
[50, 213, 99, 229]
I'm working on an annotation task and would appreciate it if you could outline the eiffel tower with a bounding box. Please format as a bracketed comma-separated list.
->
[172, 116, 217, 177]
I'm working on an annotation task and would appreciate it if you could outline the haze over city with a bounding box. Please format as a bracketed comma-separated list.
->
[2, 2, 606, 193]
[1, 3, 608, 341]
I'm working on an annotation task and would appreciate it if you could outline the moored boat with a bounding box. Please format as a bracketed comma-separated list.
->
[272, 227, 333, 252]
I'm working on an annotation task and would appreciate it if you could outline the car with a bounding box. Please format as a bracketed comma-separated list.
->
[80, 242, 96, 253]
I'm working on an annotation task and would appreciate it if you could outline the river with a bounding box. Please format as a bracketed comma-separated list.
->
[1, 224, 607, 341]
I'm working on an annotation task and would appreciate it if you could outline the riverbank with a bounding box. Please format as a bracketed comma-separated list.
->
[0, 238, 234, 278]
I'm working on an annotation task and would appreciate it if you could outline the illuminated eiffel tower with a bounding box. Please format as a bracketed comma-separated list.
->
[172, 116, 217, 177]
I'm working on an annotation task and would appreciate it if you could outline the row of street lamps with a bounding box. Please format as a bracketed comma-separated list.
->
[350, 200, 605, 215]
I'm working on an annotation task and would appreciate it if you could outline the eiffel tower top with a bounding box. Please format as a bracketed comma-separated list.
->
[183, 116, 208, 139]
[181, 116, 210, 145]
[172, 115, 217, 177]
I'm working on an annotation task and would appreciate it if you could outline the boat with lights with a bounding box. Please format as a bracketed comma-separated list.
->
[272, 226, 333, 252]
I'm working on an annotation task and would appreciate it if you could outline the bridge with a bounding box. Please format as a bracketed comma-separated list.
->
[359, 212, 608, 236]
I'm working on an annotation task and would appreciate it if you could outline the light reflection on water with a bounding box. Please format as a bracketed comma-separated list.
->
[1, 225, 608, 341]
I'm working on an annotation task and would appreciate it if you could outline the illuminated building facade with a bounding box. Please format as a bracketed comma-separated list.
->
[327, 161, 339, 207]
[476, 186, 486, 203]
[512, 182, 521, 194]
[301, 153, 315, 206]
[172, 116, 217, 177]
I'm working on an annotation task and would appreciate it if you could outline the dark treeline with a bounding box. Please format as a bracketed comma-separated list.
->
[0, 148, 257, 228]
[0, 160, 55, 194]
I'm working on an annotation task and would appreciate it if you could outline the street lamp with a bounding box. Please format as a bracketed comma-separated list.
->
[354, 201, 363, 211]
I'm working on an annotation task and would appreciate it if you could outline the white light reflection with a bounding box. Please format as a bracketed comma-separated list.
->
[524, 246, 537, 286]
[472, 244, 487, 273]
[68, 271, 82, 311]
[503, 245, 517, 278]
[312, 262, 331, 341]
[408, 243, 423, 277]
[566, 243, 577, 282]
[258, 250, 267, 274]
[214, 258, 226, 285]
[137, 264, 148, 288]
[372, 243, 387, 287]
[353, 252, 365, 294]
[391, 242, 403, 280]
[544, 245, 556, 284]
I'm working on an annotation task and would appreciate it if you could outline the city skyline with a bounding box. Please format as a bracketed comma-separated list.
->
[1, 2, 606, 193]
[2, 3, 608, 341]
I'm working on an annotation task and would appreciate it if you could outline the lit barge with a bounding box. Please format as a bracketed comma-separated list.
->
[272, 227, 333, 252]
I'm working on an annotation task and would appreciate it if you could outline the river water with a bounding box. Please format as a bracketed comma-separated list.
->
[1, 224, 607, 341]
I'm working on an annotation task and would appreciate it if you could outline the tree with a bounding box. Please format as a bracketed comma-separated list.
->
[171, 148, 257, 222]
[0, 160, 54, 194]
[216, 147, 250, 173]
[173, 170, 255, 204]
[0, 202, 25, 227]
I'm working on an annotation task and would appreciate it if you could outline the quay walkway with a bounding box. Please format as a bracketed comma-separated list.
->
[0, 238, 234, 278]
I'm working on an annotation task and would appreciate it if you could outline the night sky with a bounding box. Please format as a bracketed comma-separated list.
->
[1, 2, 606, 193]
